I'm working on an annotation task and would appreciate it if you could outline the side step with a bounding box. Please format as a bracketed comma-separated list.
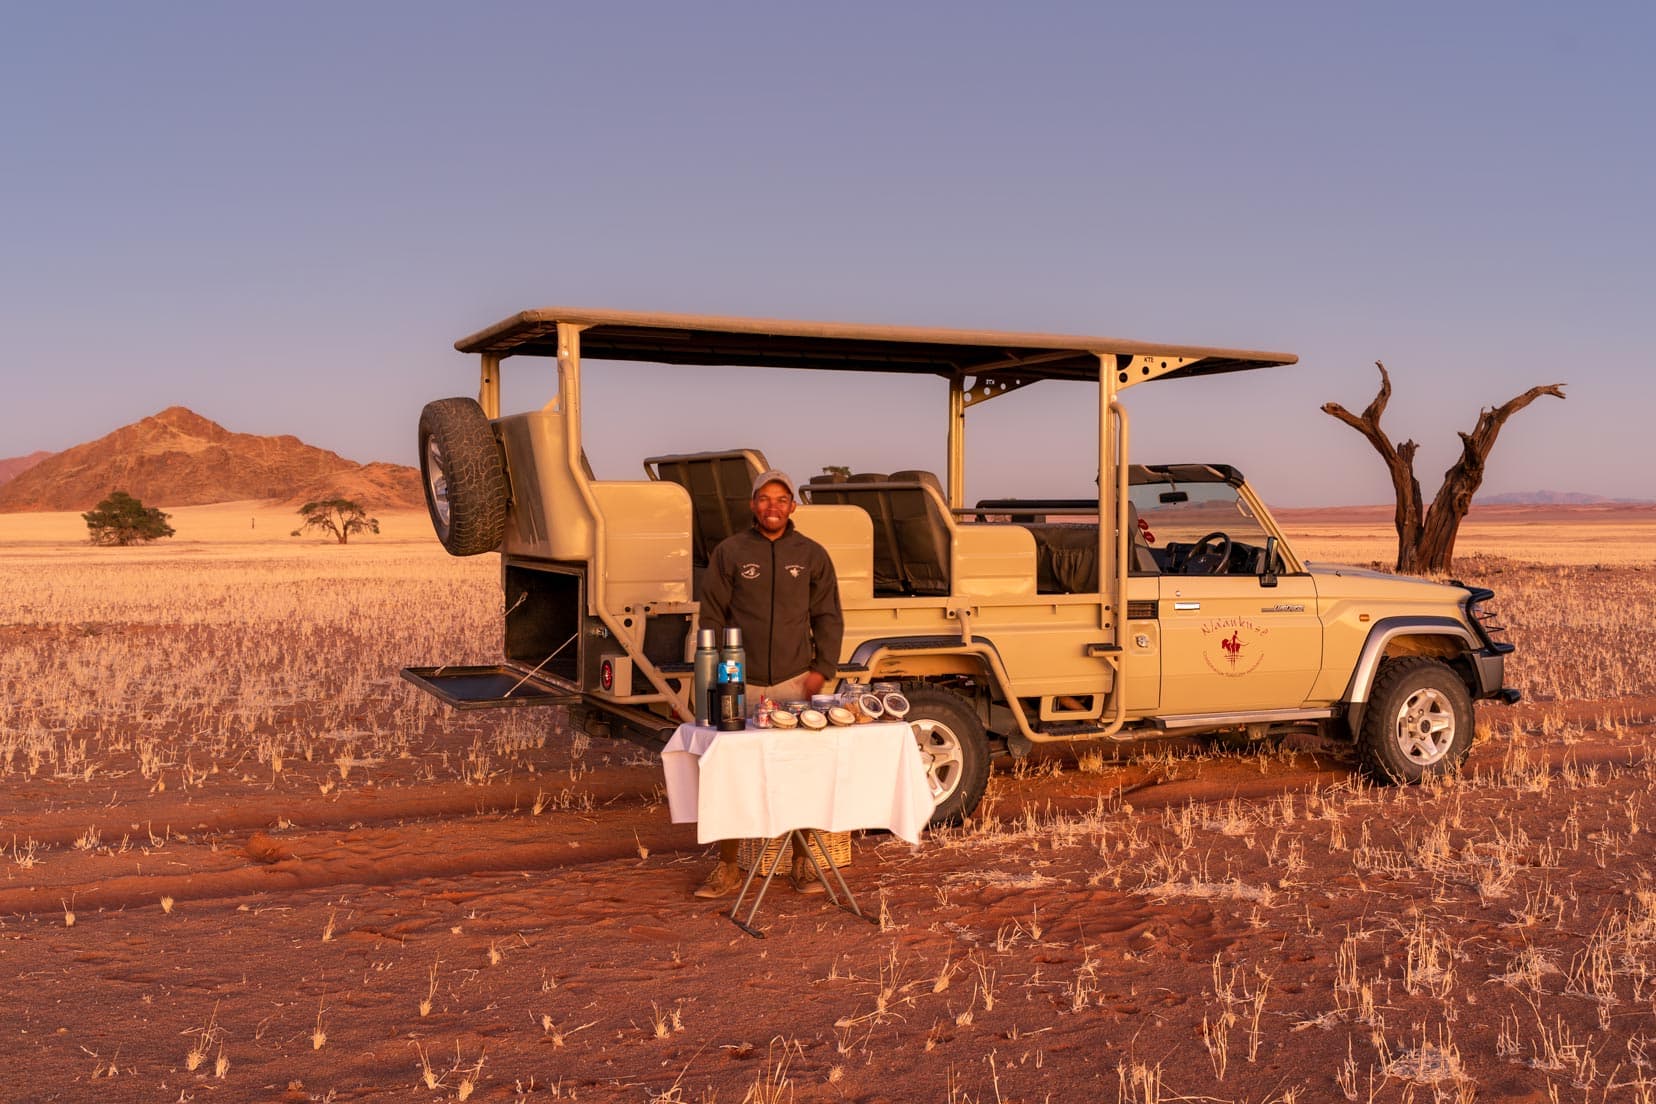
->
[1029, 706, 1334, 741]
[1151, 707, 1333, 731]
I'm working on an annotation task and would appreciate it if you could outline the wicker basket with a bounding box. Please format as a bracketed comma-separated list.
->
[736, 831, 853, 875]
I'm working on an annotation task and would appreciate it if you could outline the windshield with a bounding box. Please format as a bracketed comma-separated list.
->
[1130, 479, 1271, 550]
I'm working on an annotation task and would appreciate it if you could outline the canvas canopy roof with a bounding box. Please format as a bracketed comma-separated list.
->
[456, 307, 1297, 384]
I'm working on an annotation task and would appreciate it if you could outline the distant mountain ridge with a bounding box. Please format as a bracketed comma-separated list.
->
[0, 407, 423, 512]
[0, 450, 54, 486]
[1476, 490, 1654, 505]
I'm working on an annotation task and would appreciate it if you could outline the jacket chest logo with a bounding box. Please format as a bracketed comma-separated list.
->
[785, 563, 804, 578]
[740, 563, 762, 579]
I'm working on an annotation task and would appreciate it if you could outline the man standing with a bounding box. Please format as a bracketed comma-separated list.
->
[692, 469, 844, 898]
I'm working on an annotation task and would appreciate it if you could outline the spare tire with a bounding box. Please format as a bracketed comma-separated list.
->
[418, 398, 508, 556]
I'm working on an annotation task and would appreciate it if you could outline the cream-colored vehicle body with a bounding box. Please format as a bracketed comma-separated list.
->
[404, 309, 1517, 821]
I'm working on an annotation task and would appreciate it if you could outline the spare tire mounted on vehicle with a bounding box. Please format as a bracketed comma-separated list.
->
[418, 398, 508, 557]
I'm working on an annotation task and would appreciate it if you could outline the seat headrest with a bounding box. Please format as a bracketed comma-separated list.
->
[889, 470, 944, 497]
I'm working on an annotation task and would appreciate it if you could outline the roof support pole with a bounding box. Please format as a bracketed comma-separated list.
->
[478, 354, 500, 419]
[947, 375, 966, 510]
[556, 322, 603, 614]
[1098, 355, 1122, 642]
[1095, 354, 1128, 734]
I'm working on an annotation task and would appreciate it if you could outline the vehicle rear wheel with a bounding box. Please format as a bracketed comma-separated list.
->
[904, 687, 991, 826]
[418, 398, 508, 556]
[1357, 657, 1474, 783]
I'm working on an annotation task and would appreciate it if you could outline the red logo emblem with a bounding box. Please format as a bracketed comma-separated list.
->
[1201, 618, 1266, 677]
[1220, 631, 1244, 666]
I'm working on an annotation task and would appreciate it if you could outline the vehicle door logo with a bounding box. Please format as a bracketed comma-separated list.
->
[1201, 617, 1266, 677]
[740, 563, 762, 579]
[1220, 631, 1244, 663]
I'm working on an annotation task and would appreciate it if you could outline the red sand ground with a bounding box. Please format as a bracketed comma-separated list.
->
[5, 704, 1655, 1101]
[2, 557, 1655, 1102]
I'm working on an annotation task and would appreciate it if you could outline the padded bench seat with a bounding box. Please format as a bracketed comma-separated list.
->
[1024, 517, 1160, 594]
[644, 448, 769, 567]
[803, 471, 952, 596]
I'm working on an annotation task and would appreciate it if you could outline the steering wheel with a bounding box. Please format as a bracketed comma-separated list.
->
[1184, 531, 1233, 575]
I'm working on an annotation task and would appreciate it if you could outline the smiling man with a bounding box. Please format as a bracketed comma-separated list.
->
[692, 469, 844, 898]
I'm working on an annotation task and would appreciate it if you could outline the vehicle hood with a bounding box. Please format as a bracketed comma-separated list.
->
[1307, 562, 1468, 603]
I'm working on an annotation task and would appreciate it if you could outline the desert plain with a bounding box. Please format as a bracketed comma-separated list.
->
[1, 503, 1654, 1103]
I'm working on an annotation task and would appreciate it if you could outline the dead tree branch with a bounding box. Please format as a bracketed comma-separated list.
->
[1324, 364, 1564, 573]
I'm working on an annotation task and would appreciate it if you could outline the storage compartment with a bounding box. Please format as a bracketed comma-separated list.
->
[505, 562, 583, 683]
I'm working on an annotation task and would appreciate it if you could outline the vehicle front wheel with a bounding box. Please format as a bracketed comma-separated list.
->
[1357, 657, 1474, 783]
[904, 687, 992, 826]
[418, 398, 508, 556]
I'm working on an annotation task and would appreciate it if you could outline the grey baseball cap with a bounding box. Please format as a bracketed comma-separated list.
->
[751, 470, 796, 499]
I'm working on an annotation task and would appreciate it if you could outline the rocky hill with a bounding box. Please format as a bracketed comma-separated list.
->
[0, 450, 54, 486]
[0, 407, 423, 512]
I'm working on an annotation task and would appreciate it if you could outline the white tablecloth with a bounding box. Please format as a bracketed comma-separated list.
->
[661, 722, 933, 845]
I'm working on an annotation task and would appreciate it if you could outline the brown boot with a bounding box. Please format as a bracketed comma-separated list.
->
[791, 856, 827, 895]
[692, 861, 742, 899]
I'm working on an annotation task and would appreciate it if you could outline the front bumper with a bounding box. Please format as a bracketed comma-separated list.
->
[1470, 644, 1519, 703]
[1462, 585, 1519, 704]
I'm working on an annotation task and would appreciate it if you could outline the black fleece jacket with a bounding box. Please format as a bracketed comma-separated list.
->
[699, 522, 843, 686]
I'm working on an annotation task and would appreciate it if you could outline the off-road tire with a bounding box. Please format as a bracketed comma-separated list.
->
[1357, 657, 1474, 784]
[418, 398, 508, 556]
[904, 686, 992, 826]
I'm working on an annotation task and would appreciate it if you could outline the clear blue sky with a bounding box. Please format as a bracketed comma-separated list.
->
[3, 3, 1651, 506]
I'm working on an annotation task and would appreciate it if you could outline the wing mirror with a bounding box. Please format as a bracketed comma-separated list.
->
[1260, 536, 1280, 588]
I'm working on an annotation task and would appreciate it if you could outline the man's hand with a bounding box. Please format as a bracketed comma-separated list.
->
[803, 671, 826, 697]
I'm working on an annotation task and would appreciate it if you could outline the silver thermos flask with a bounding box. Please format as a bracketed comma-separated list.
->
[692, 628, 719, 726]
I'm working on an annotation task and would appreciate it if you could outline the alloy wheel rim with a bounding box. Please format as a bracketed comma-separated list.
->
[426, 439, 451, 528]
[911, 718, 963, 804]
[1392, 686, 1456, 765]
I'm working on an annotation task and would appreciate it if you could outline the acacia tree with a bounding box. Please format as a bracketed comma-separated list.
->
[291, 498, 380, 544]
[1323, 363, 1565, 574]
[83, 491, 175, 546]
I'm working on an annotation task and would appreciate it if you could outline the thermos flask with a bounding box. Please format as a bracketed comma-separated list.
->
[716, 626, 746, 730]
[692, 628, 719, 725]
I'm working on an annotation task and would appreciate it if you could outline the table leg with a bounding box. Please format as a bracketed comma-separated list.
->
[729, 839, 791, 938]
[792, 829, 875, 925]
[729, 831, 879, 936]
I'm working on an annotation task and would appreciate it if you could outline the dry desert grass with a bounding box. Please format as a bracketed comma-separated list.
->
[0, 504, 1652, 1102]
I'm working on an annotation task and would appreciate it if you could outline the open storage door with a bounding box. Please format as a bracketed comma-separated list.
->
[401, 665, 580, 710]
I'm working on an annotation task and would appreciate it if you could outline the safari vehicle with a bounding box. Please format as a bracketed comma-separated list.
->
[403, 308, 1518, 824]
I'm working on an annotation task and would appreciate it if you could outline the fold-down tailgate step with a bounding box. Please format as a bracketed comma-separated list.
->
[401, 665, 580, 710]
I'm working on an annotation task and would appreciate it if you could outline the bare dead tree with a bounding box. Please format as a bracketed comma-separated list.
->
[1323, 363, 1565, 574]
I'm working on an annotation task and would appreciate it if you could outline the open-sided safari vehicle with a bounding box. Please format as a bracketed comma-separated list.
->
[403, 308, 1517, 824]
